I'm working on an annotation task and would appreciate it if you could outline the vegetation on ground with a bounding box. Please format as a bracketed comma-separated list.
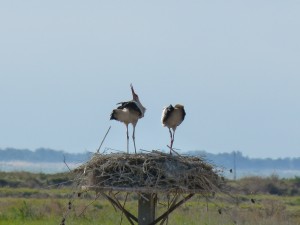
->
[0, 172, 300, 225]
[0, 171, 73, 188]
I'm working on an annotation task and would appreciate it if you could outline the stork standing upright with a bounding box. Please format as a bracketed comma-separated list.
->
[110, 84, 146, 154]
[161, 104, 186, 154]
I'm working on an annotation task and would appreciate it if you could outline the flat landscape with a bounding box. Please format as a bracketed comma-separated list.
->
[0, 172, 300, 225]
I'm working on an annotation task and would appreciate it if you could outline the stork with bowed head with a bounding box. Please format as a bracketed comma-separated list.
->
[161, 104, 186, 154]
[110, 84, 146, 154]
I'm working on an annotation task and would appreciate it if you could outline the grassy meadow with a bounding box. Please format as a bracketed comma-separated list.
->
[0, 172, 300, 225]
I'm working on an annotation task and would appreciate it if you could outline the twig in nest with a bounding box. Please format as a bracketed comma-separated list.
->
[63, 155, 71, 172]
[140, 149, 152, 153]
[97, 126, 111, 153]
[105, 147, 125, 153]
[167, 145, 180, 156]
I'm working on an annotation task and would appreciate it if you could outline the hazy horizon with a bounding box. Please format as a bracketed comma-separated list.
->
[1, 147, 300, 178]
[1, 1, 299, 159]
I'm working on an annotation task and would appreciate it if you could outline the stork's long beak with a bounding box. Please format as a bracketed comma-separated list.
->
[130, 83, 136, 95]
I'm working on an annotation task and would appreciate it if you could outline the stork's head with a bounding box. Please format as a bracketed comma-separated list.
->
[130, 83, 146, 117]
[130, 83, 139, 101]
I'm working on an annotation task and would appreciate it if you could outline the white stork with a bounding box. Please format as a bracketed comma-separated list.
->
[110, 84, 146, 154]
[161, 104, 186, 154]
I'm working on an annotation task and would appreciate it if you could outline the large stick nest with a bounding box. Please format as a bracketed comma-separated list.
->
[74, 151, 224, 194]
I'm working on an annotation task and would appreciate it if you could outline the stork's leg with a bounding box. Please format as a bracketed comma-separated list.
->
[171, 129, 176, 149]
[170, 129, 176, 155]
[168, 128, 173, 154]
[126, 124, 129, 154]
[132, 124, 137, 154]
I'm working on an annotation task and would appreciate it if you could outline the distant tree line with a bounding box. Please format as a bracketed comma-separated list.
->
[0, 148, 300, 171]
[187, 150, 300, 170]
[0, 148, 91, 163]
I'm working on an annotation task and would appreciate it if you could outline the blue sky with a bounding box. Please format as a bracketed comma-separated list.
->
[0, 1, 299, 158]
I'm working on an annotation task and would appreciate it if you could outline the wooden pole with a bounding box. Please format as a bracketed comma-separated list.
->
[138, 193, 156, 225]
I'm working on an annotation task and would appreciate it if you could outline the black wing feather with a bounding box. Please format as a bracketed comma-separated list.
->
[117, 101, 142, 116]
[181, 107, 186, 121]
[162, 104, 174, 123]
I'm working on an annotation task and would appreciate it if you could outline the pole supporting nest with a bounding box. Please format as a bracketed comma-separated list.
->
[138, 193, 157, 225]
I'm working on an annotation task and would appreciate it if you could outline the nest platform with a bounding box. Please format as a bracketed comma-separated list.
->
[74, 150, 223, 194]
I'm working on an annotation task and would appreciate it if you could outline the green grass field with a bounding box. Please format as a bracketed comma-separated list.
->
[0, 187, 300, 225]
[1, 173, 300, 224]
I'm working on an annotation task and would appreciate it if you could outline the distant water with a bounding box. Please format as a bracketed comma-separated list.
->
[223, 169, 300, 179]
[1, 160, 300, 178]
[0, 161, 81, 174]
